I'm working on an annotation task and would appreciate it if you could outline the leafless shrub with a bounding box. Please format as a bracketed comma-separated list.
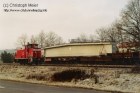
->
[40, 71, 44, 73]
[51, 69, 90, 82]
[89, 69, 99, 84]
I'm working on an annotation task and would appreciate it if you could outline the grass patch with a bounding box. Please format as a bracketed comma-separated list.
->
[26, 74, 49, 81]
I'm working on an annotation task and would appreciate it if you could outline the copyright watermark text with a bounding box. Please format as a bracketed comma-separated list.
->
[2, 3, 47, 12]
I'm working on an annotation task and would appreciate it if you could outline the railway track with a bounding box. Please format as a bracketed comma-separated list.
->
[0, 63, 139, 68]
[42, 64, 138, 68]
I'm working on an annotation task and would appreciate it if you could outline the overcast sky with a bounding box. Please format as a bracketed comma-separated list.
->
[0, 0, 129, 49]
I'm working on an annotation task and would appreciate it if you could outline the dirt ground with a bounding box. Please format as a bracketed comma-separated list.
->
[0, 64, 139, 93]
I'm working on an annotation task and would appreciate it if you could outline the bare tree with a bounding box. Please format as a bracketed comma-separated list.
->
[45, 31, 64, 47]
[69, 33, 96, 43]
[120, 0, 140, 43]
[55, 36, 64, 45]
[30, 35, 37, 44]
[96, 21, 125, 43]
[17, 34, 28, 47]
[107, 21, 125, 43]
[95, 0, 140, 51]
[96, 27, 109, 42]
[89, 34, 96, 42]
[78, 33, 89, 42]
[37, 31, 46, 48]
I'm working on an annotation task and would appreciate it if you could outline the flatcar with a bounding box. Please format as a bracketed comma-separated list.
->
[44, 42, 140, 65]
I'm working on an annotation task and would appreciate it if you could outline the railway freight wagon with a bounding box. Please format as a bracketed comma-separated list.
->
[15, 43, 43, 65]
[44, 43, 117, 64]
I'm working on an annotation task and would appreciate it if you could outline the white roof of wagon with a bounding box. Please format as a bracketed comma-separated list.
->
[44, 42, 113, 50]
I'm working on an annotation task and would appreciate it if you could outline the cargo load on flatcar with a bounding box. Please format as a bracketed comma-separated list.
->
[44, 42, 117, 64]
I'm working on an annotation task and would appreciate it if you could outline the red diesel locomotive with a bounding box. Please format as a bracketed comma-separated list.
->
[15, 43, 43, 65]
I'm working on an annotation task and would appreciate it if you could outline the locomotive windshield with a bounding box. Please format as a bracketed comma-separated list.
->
[27, 44, 38, 48]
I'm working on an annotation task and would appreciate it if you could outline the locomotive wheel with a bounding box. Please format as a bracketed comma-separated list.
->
[19, 60, 24, 65]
